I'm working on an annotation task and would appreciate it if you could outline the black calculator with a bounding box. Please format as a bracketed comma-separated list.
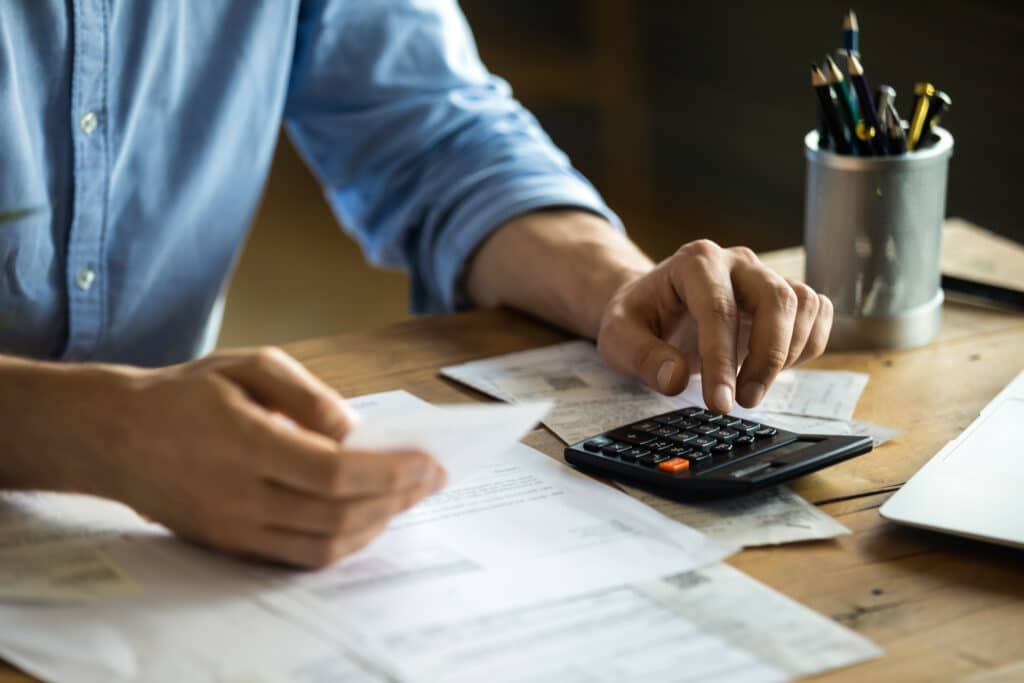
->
[564, 406, 872, 498]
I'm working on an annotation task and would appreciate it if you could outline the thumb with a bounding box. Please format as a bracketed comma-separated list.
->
[598, 316, 691, 395]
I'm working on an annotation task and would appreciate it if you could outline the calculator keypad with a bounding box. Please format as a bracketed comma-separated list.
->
[576, 408, 793, 479]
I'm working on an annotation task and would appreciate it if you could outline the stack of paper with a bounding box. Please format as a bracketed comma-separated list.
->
[0, 391, 880, 682]
[441, 340, 900, 548]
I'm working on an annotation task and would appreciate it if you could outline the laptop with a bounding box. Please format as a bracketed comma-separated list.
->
[880, 370, 1024, 549]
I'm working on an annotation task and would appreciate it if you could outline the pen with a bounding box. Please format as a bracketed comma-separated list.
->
[825, 55, 870, 155]
[920, 90, 952, 148]
[847, 54, 888, 155]
[907, 82, 936, 151]
[942, 274, 1024, 311]
[874, 85, 896, 128]
[811, 65, 852, 154]
[885, 100, 907, 154]
[842, 9, 859, 55]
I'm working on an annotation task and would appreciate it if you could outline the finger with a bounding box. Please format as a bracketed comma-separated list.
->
[258, 471, 444, 535]
[597, 309, 691, 396]
[783, 280, 821, 368]
[732, 263, 798, 408]
[670, 242, 739, 413]
[219, 347, 356, 440]
[797, 294, 834, 364]
[236, 404, 438, 497]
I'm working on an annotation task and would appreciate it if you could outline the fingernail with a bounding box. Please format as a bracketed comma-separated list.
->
[739, 382, 766, 407]
[713, 384, 734, 413]
[657, 361, 676, 392]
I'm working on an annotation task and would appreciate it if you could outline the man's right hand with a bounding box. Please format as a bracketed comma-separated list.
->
[1, 348, 445, 569]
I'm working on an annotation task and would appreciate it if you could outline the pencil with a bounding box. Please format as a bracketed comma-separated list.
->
[811, 65, 852, 154]
[825, 55, 870, 155]
[842, 9, 859, 55]
[847, 53, 889, 155]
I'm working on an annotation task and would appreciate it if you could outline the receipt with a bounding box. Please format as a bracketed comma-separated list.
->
[345, 392, 552, 483]
[676, 370, 869, 421]
[619, 484, 849, 547]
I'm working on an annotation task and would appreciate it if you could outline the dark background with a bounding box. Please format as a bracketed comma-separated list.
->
[220, 0, 1024, 346]
[460, 0, 1024, 258]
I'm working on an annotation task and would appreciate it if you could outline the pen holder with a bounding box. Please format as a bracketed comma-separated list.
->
[803, 127, 953, 350]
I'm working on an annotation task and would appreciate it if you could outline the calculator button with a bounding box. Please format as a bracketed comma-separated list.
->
[601, 442, 632, 456]
[638, 452, 670, 467]
[702, 413, 724, 424]
[737, 421, 760, 434]
[680, 407, 705, 418]
[715, 429, 739, 442]
[719, 416, 743, 428]
[754, 427, 778, 439]
[679, 419, 702, 431]
[651, 426, 680, 437]
[583, 437, 613, 452]
[620, 447, 649, 463]
[712, 442, 734, 454]
[658, 457, 690, 473]
[670, 431, 698, 445]
[692, 437, 717, 450]
[606, 429, 657, 446]
[649, 439, 674, 452]
[694, 424, 719, 436]
[686, 450, 713, 469]
[666, 445, 694, 458]
[630, 421, 660, 432]
[653, 414, 687, 426]
[734, 434, 756, 446]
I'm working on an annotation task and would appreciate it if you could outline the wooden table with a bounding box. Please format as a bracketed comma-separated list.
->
[3, 220, 1023, 682]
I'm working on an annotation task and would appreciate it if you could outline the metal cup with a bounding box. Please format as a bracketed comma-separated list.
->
[803, 127, 953, 350]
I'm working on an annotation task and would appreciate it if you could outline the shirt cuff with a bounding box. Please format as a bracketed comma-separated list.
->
[421, 175, 623, 314]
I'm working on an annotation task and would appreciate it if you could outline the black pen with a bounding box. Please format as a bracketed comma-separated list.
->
[920, 91, 952, 148]
[885, 100, 907, 154]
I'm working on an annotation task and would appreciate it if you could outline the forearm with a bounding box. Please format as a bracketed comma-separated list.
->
[0, 356, 134, 494]
[466, 210, 654, 338]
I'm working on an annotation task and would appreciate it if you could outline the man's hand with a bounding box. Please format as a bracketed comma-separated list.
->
[597, 240, 833, 413]
[468, 212, 833, 415]
[0, 349, 444, 569]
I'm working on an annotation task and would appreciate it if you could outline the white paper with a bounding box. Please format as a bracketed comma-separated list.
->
[619, 484, 850, 547]
[271, 441, 736, 634]
[0, 391, 734, 683]
[274, 561, 880, 683]
[639, 563, 882, 678]
[345, 391, 551, 482]
[676, 370, 869, 421]
[0, 494, 385, 683]
[441, 341, 883, 444]
[759, 413, 902, 447]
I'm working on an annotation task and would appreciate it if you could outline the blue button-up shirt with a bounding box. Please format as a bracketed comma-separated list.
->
[0, 1, 617, 366]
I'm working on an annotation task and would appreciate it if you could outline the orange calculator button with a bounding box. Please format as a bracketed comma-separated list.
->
[658, 457, 690, 473]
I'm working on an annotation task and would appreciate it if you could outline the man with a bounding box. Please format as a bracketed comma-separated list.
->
[0, 2, 832, 568]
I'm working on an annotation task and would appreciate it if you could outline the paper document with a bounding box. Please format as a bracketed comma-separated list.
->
[274, 562, 879, 683]
[0, 494, 385, 683]
[345, 390, 551, 482]
[620, 484, 849, 547]
[639, 563, 882, 678]
[441, 341, 882, 444]
[0, 390, 736, 683]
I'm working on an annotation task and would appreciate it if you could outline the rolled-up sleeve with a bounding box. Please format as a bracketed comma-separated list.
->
[283, 0, 621, 313]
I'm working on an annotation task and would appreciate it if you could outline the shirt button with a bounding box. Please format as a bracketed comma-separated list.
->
[79, 111, 98, 135]
[75, 267, 97, 291]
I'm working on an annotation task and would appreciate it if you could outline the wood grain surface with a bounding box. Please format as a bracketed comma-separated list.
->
[3, 220, 1022, 682]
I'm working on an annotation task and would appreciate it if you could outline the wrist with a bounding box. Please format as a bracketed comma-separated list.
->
[0, 357, 145, 497]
